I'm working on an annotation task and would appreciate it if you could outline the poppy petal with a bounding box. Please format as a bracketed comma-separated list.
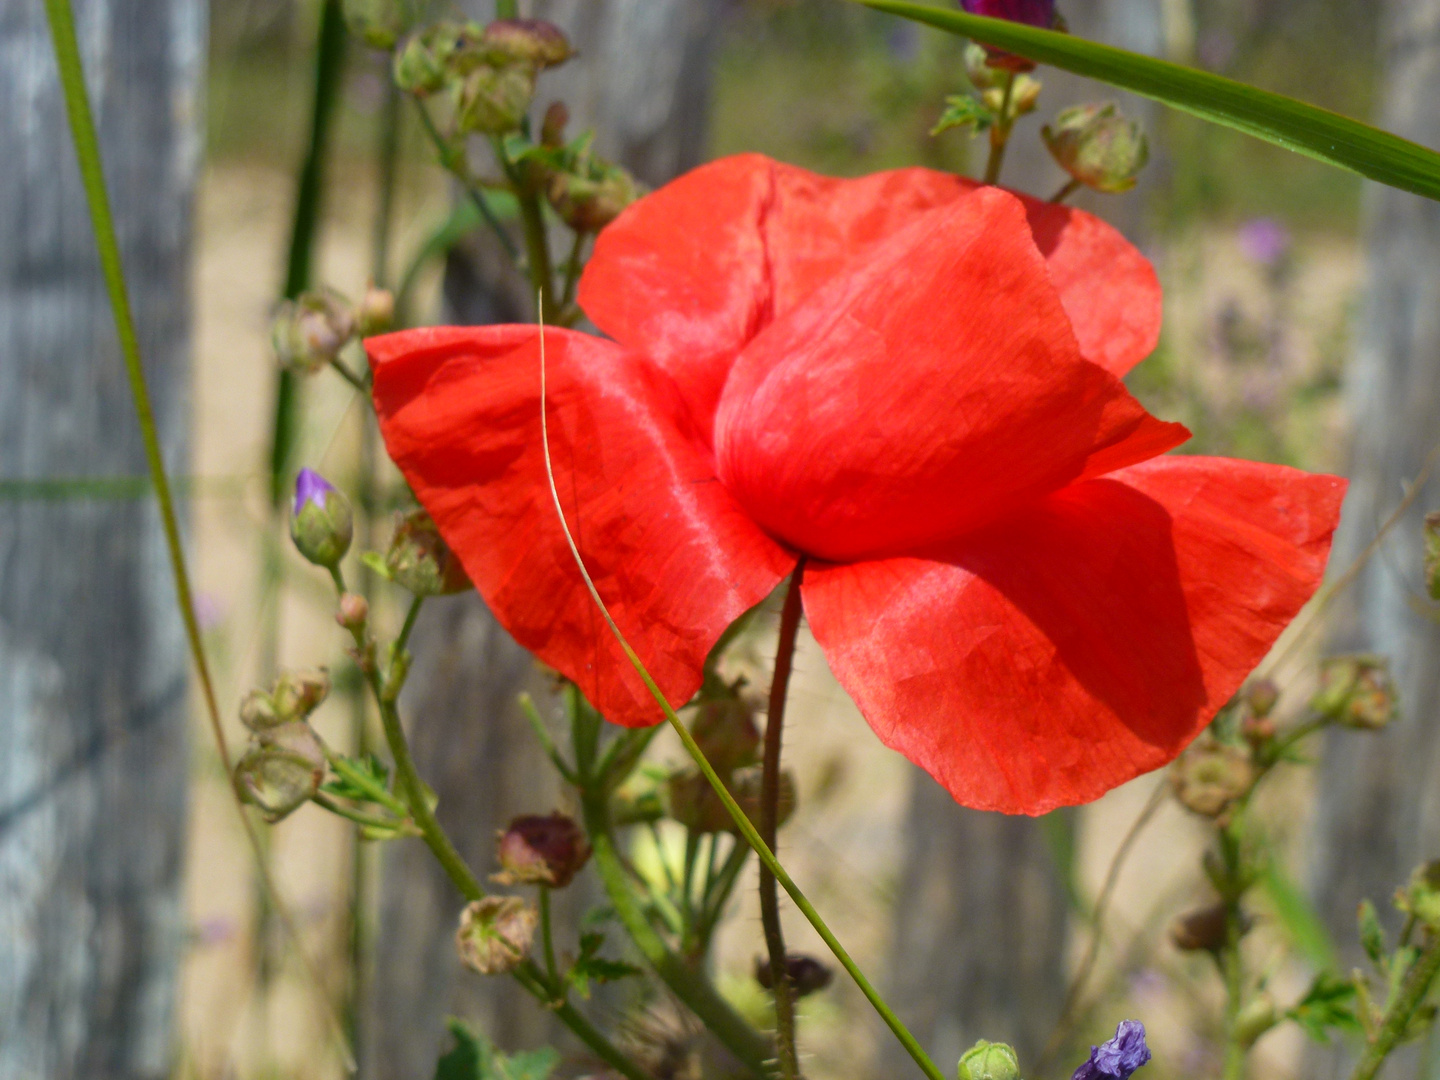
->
[802, 456, 1345, 814]
[579, 155, 1160, 430]
[714, 186, 1183, 562]
[367, 326, 795, 727]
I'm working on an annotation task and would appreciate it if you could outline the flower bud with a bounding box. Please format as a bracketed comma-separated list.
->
[691, 697, 761, 776]
[964, 42, 1005, 89]
[1311, 655, 1397, 730]
[235, 721, 327, 823]
[291, 469, 354, 568]
[336, 592, 370, 632]
[540, 101, 569, 147]
[754, 953, 833, 998]
[493, 813, 591, 888]
[981, 73, 1041, 119]
[453, 61, 536, 136]
[271, 288, 355, 374]
[393, 22, 472, 96]
[1071, 1020, 1151, 1080]
[356, 285, 395, 336]
[1043, 103, 1150, 194]
[239, 688, 282, 732]
[1169, 737, 1254, 818]
[546, 164, 640, 233]
[1397, 860, 1440, 930]
[1245, 679, 1280, 720]
[959, 0, 1061, 72]
[481, 19, 573, 68]
[1169, 901, 1228, 952]
[1425, 511, 1440, 600]
[342, 0, 414, 51]
[456, 896, 538, 975]
[384, 508, 472, 596]
[957, 1040, 1021, 1080]
[667, 767, 796, 834]
[271, 667, 331, 722]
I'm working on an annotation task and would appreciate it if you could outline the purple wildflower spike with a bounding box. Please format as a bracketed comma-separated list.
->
[1072, 1020, 1152, 1080]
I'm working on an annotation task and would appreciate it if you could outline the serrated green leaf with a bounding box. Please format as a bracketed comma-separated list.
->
[931, 94, 993, 137]
[857, 0, 1440, 202]
[1358, 900, 1387, 968]
[496, 1048, 559, 1080]
[1263, 862, 1339, 970]
[565, 931, 643, 999]
[1286, 973, 1362, 1044]
[361, 550, 393, 581]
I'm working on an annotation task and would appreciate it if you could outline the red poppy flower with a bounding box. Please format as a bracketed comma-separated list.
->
[367, 154, 1345, 815]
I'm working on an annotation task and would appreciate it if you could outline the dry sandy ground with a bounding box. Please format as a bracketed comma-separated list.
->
[179, 160, 1358, 1080]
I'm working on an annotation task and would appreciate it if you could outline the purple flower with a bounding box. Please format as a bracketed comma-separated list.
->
[1237, 218, 1291, 267]
[1072, 1021, 1152, 1080]
[960, 0, 1057, 28]
[293, 467, 335, 516]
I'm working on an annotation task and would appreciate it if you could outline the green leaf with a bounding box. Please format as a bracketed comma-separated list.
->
[565, 932, 643, 999]
[433, 1019, 559, 1080]
[1262, 861, 1339, 971]
[931, 94, 994, 137]
[360, 550, 393, 582]
[1358, 899, 1387, 969]
[857, 0, 1440, 202]
[1286, 973, 1362, 1044]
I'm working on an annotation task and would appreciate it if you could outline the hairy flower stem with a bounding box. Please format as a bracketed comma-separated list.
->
[762, 564, 807, 1080]
[1349, 931, 1440, 1080]
[982, 72, 1018, 185]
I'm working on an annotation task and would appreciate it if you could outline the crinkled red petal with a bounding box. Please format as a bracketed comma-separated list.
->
[714, 186, 1188, 562]
[367, 326, 795, 727]
[578, 155, 1160, 440]
[802, 456, 1346, 814]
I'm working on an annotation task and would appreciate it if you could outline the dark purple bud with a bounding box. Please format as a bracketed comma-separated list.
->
[961, 0, 1056, 27]
[493, 813, 591, 888]
[754, 953, 834, 998]
[1071, 1020, 1151, 1080]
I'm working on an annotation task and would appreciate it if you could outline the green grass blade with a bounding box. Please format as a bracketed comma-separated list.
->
[858, 0, 1440, 202]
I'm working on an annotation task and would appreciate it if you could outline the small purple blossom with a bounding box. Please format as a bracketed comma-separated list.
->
[1071, 1021, 1152, 1080]
[960, 0, 1056, 28]
[1237, 218, 1291, 267]
[293, 467, 335, 516]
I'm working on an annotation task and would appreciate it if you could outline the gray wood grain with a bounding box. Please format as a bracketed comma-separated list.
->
[0, 1, 202, 1078]
[1308, 0, 1440, 1075]
[363, 4, 719, 1075]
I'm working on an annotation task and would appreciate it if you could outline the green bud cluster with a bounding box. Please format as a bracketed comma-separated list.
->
[234, 669, 332, 823]
[1042, 102, 1150, 194]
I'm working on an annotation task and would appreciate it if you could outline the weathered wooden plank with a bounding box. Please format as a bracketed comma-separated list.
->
[0, 1, 203, 1078]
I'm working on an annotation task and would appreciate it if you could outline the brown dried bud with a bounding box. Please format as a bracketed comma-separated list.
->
[1312, 655, 1397, 730]
[540, 101, 569, 147]
[754, 953, 833, 998]
[1169, 737, 1254, 818]
[493, 813, 590, 888]
[384, 508, 471, 596]
[239, 689, 282, 732]
[481, 19, 573, 68]
[456, 896, 538, 975]
[336, 592, 370, 632]
[271, 667, 331, 722]
[1169, 901, 1229, 952]
[546, 165, 639, 233]
[1245, 679, 1280, 720]
[271, 288, 355, 374]
[691, 697, 761, 776]
[667, 767, 796, 834]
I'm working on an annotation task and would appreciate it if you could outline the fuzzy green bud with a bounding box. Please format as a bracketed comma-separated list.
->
[271, 288, 356, 374]
[291, 469, 354, 569]
[342, 0, 414, 50]
[1043, 103, 1150, 194]
[1312, 655, 1397, 730]
[1169, 736, 1254, 818]
[235, 721, 326, 823]
[453, 61, 536, 136]
[384, 508, 471, 596]
[546, 163, 640, 233]
[958, 1040, 1021, 1080]
[1397, 861, 1440, 930]
[393, 22, 473, 95]
[456, 896, 538, 975]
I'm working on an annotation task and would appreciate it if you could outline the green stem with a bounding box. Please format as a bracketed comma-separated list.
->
[313, 791, 413, 832]
[396, 594, 423, 654]
[1350, 931, 1440, 1080]
[41, 0, 354, 1069]
[982, 72, 1017, 186]
[697, 838, 751, 947]
[518, 692, 579, 785]
[515, 182, 556, 316]
[414, 101, 521, 265]
[329, 356, 368, 391]
[761, 565, 806, 1080]
[559, 229, 588, 310]
[1049, 177, 1082, 203]
[581, 791, 777, 1077]
[540, 887, 559, 987]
